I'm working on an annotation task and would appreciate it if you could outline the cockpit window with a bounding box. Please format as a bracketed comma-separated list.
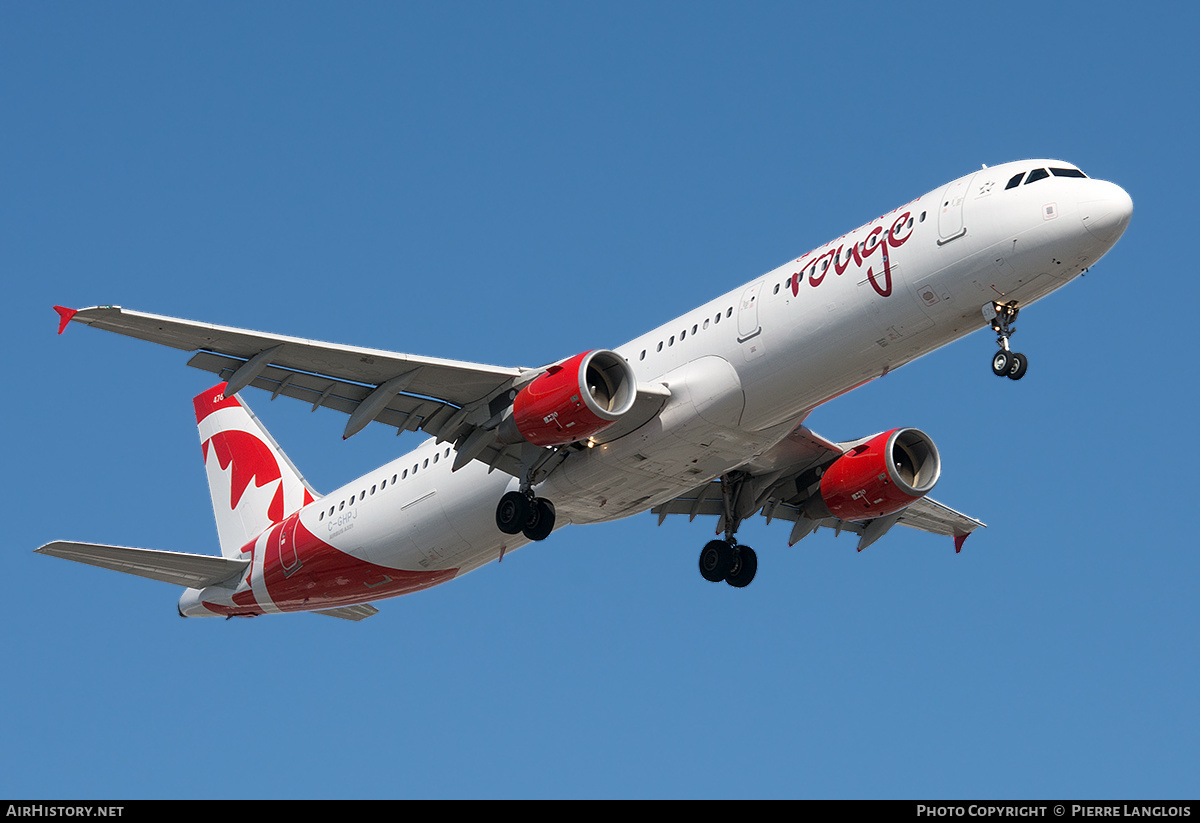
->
[1005, 172, 1025, 190]
[1051, 167, 1087, 178]
[1025, 168, 1050, 184]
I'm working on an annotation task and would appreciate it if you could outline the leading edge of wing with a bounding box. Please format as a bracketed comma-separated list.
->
[57, 305, 526, 408]
[35, 541, 249, 589]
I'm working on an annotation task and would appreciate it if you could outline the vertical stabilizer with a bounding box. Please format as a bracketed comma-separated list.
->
[193, 383, 318, 558]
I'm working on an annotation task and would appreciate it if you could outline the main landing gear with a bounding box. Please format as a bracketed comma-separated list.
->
[495, 490, 556, 541]
[699, 539, 758, 588]
[697, 472, 758, 588]
[988, 301, 1028, 380]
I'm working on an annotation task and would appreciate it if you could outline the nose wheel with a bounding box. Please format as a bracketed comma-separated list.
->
[987, 301, 1028, 380]
[991, 350, 1028, 380]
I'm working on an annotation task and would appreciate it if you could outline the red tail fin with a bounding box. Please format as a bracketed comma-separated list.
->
[194, 384, 318, 558]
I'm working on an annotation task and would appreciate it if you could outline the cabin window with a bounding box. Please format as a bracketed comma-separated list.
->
[1025, 168, 1050, 184]
[668, 336, 674, 346]
[726, 307, 733, 317]
[392, 474, 398, 483]
[640, 350, 646, 360]
[657, 341, 663, 351]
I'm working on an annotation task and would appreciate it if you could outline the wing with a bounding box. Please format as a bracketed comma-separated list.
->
[56, 305, 669, 478]
[652, 426, 984, 552]
[36, 541, 249, 588]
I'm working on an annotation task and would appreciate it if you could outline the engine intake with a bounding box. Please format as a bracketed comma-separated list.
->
[499, 350, 637, 447]
[811, 428, 941, 521]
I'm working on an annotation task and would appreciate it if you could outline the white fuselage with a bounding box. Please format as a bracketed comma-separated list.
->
[180, 159, 1131, 616]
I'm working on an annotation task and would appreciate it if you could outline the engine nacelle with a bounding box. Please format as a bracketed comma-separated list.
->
[813, 428, 941, 521]
[500, 350, 637, 447]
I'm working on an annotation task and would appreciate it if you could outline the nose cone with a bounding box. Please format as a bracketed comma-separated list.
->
[1080, 181, 1133, 245]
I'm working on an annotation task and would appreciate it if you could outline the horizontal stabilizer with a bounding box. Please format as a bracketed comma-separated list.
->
[313, 604, 379, 621]
[36, 541, 248, 589]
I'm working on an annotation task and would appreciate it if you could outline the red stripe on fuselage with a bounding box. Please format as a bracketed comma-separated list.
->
[260, 514, 457, 612]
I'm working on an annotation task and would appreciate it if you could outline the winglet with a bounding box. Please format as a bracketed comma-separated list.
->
[954, 533, 970, 554]
[53, 305, 78, 334]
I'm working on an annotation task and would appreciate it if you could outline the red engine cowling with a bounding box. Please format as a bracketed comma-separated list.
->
[501, 350, 637, 447]
[815, 428, 941, 520]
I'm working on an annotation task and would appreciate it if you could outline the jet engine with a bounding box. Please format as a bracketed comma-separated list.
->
[810, 428, 941, 520]
[498, 350, 637, 447]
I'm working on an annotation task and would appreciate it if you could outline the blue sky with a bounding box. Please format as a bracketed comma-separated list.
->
[4, 2, 1196, 800]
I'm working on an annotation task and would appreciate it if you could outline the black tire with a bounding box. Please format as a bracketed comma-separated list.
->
[725, 546, 758, 588]
[1007, 352, 1028, 380]
[992, 350, 1012, 376]
[522, 498, 556, 541]
[699, 540, 735, 582]
[495, 491, 530, 535]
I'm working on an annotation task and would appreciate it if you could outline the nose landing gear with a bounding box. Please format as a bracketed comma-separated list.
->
[987, 301, 1028, 380]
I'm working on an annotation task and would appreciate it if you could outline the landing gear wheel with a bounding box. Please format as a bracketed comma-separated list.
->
[991, 350, 1012, 377]
[495, 491, 530, 535]
[1006, 352, 1028, 380]
[987, 301, 1024, 378]
[522, 498, 556, 541]
[699, 540, 735, 583]
[725, 546, 757, 588]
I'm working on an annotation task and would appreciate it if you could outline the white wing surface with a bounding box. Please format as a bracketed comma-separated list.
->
[652, 425, 984, 552]
[59, 305, 538, 474]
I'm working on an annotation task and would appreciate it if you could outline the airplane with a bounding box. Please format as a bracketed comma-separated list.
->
[37, 159, 1133, 620]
